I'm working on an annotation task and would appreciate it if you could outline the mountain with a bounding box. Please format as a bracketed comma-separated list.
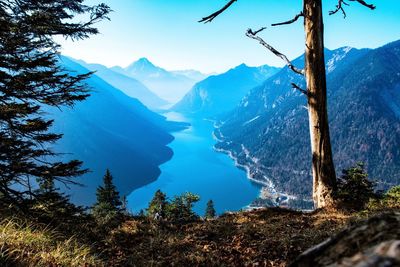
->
[215, 41, 400, 206]
[71, 58, 167, 109]
[111, 58, 200, 104]
[171, 69, 208, 81]
[172, 64, 279, 118]
[46, 56, 187, 205]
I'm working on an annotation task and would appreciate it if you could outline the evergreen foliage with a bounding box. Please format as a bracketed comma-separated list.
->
[336, 162, 378, 211]
[0, 0, 110, 204]
[367, 185, 400, 210]
[147, 189, 167, 219]
[205, 199, 216, 219]
[147, 190, 200, 222]
[166, 192, 200, 222]
[92, 169, 122, 224]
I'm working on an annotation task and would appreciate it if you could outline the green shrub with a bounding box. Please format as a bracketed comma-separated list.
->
[336, 162, 378, 211]
[367, 185, 400, 211]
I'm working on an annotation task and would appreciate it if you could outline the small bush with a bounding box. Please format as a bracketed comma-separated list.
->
[336, 162, 378, 211]
[367, 185, 400, 211]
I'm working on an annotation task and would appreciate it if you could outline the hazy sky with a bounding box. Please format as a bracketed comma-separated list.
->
[58, 0, 400, 73]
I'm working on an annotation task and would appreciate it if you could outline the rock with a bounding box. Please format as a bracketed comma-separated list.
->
[289, 212, 400, 267]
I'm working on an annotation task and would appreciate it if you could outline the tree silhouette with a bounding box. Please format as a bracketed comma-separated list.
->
[0, 0, 110, 205]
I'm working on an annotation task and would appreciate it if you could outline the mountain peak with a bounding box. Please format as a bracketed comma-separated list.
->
[129, 57, 156, 69]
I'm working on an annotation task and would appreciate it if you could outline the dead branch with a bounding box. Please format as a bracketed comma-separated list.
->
[199, 0, 237, 23]
[272, 12, 304, 27]
[329, 0, 349, 17]
[246, 28, 304, 76]
[330, 0, 375, 18]
[291, 83, 308, 96]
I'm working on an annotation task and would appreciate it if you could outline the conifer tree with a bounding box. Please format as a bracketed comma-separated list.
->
[147, 189, 167, 219]
[93, 170, 122, 210]
[92, 169, 122, 223]
[0, 0, 110, 205]
[205, 200, 216, 219]
[336, 162, 377, 211]
[166, 192, 200, 222]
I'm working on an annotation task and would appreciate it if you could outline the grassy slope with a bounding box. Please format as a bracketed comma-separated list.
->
[1, 207, 398, 267]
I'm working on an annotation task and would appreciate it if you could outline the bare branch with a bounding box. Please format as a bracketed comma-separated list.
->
[199, 0, 237, 23]
[330, 0, 375, 18]
[329, 0, 349, 18]
[272, 12, 304, 27]
[246, 28, 305, 76]
[350, 0, 376, 10]
[291, 83, 308, 96]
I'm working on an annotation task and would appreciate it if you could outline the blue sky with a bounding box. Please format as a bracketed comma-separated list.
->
[58, 0, 400, 73]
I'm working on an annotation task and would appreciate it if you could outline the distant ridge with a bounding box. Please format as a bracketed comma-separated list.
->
[111, 58, 202, 104]
[172, 63, 279, 118]
[70, 57, 168, 109]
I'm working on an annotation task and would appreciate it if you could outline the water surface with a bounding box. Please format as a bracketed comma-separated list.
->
[127, 112, 260, 215]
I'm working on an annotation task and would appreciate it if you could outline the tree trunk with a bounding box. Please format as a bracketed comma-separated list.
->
[303, 0, 337, 208]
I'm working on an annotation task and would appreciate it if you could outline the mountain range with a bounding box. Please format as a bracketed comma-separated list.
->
[172, 64, 279, 117]
[47, 56, 188, 205]
[214, 40, 400, 206]
[72, 58, 168, 109]
[111, 58, 205, 104]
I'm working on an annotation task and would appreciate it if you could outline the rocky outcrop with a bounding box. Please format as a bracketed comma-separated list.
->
[290, 212, 400, 267]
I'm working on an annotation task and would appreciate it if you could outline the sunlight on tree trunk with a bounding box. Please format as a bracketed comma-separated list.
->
[304, 0, 337, 208]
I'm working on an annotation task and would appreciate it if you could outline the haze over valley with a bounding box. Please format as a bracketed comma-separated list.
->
[54, 40, 400, 211]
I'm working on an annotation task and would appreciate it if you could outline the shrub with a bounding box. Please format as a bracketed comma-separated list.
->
[336, 162, 378, 211]
[367, 185, 400, 211]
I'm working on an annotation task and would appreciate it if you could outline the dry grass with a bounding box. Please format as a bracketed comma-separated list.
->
[102, 208, 353, 266]
[0, 218, 103, 267]
[1, 206, 397, 266]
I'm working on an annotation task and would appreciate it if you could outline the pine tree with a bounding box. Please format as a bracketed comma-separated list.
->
[0, 0, 110, 205]
[336, 163, 377, 211]
[92, 169, 122, 224]
[205, 200, 216, 219]
[93, 170, 122, 210]
[147, 189, 167, 219]
[166, 192, 200, 222]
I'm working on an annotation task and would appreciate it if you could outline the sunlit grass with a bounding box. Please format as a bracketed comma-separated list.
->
[0, 218, 103, 267]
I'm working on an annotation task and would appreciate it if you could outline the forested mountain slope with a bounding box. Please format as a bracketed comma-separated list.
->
[173, 64, 279, 118]
[215, 41, 400, 200]
[45, 57, 186, 204]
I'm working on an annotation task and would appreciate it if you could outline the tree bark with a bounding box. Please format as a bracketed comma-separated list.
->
[303, 0, 337, 208]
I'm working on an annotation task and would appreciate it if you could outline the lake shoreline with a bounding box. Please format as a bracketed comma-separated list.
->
[211, 125, 301, 209]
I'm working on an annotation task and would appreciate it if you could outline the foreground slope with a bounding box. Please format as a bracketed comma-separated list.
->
[46, 57, 186, 205]
[216, 41, 400, 202]
[173, 64, 279, 118]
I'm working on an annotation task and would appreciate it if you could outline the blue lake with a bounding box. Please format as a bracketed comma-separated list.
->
[127, 112, 261, 215]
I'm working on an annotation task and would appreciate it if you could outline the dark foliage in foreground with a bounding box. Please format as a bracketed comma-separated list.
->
[0, 0, 110, 205]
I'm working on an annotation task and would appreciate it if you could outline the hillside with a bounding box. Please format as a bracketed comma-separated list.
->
[173, 64, 279, 118]
[44, 57, 188, 205]
[215, 41, 400, 206]
[1, 204, 399, 266]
